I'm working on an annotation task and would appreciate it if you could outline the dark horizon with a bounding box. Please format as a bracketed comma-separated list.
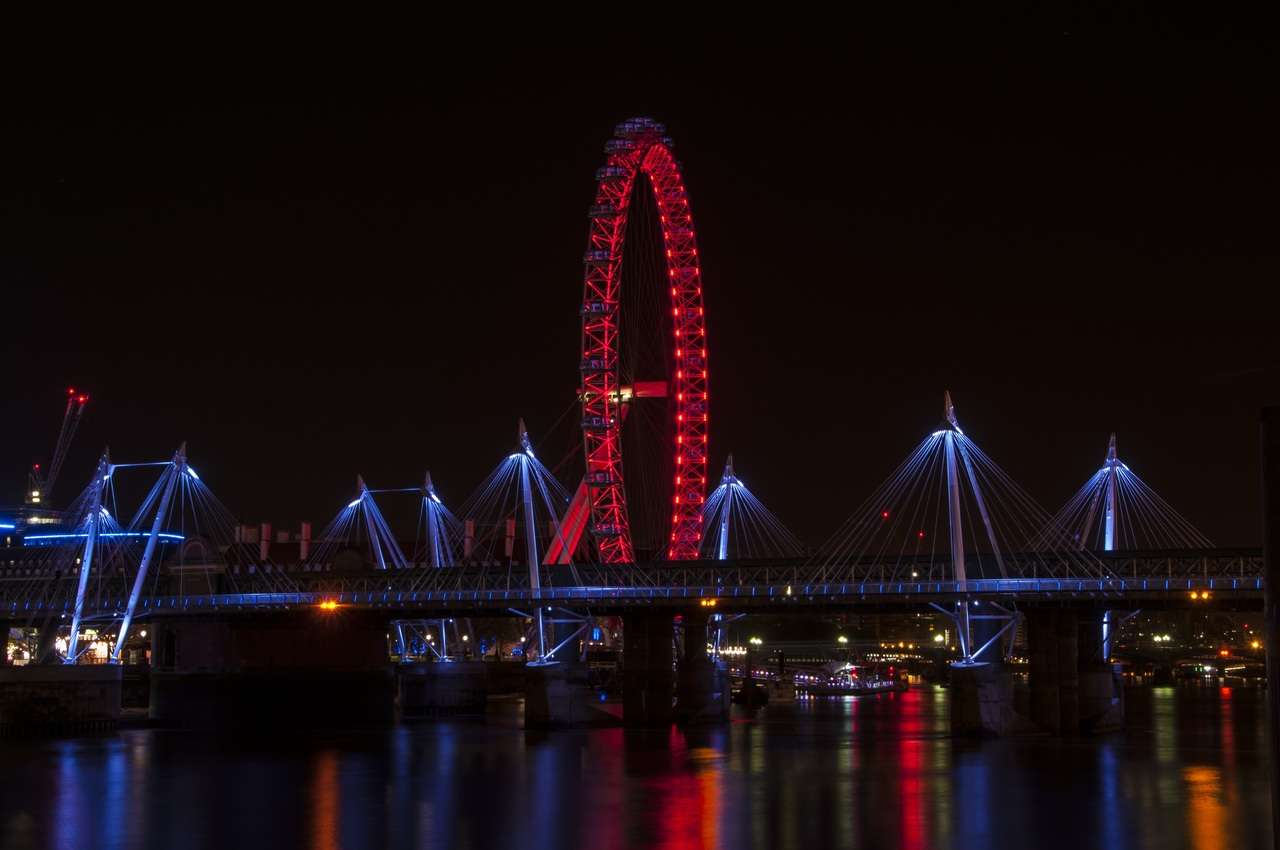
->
[3, 30, 1277, 547]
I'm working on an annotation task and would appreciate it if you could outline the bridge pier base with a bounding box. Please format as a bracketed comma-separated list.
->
[623, 612, 674, 726]
[524, 662, 613, 727]
[149, 614, 395, 729]
[948, 662, 1027, 736]
[1028, 610, 1081, 735]
[1077, 611, 1125, 733]
[397, 660, 531, 719]
[0, 664, 121, 734]
[398, 661, 490, 718]
[675, 611, 730, 723]
[33, 620, 59, 665]
[525, 615, 614, 727]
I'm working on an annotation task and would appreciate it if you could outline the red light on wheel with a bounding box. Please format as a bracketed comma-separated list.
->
[917, 530, 926, 539]
[881, 510, 890, 520]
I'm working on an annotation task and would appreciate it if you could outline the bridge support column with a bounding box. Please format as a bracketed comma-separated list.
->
[525, 615, 613, 728]
[949, 661, 1023, 736]
[675, 611, 729, 723]
[1028, 610, 1079, 735]
[399, 661, 490, 718]
[0, 664, 121, 734]
[33, 620, 60, 665]
[149, 613, 395, 729]
[623, 612, 674, 726]
[1077, 611, 1124, 733]
[0, 620, 10, 666]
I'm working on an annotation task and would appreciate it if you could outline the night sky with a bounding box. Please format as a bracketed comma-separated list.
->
[3, 27, 1277, 547]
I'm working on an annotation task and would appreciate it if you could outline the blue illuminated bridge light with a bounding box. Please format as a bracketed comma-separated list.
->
[23, 531, 185, 544]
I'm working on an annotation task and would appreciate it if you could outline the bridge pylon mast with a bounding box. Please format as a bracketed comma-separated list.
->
[1103, 433, 1118, 552]
[424, 471, 446, 568]
[715, 455, 735, 561]
[516, 419, 548, 664]
[112, 443, 186, 663]
[65, 450, 110, 663]
[940, 392, 972, 658]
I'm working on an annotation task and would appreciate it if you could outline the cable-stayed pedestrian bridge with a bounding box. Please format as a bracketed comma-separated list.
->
[3, 549, 1261, 621]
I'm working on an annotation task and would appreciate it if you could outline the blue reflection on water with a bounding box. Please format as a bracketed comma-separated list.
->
[0, 685, 1271, 850]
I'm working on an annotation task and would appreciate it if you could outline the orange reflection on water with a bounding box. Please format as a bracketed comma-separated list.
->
[654, 741, 723, 850]
[1183, 765, 1227, 850]
[310, 749, 341, 850]
[1219, 687, 1235, 766]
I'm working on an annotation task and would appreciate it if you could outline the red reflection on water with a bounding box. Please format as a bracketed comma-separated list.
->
[580, 728, 625, 850]
[652, 728, 722, 850]
[896, 689, 927, 850]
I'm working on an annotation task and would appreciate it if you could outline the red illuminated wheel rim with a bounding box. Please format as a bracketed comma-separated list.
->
[579, 118, 709, 563]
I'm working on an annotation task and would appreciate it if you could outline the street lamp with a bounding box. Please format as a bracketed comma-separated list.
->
[837, 635, 848, 644]
[749, 636, 762, 646]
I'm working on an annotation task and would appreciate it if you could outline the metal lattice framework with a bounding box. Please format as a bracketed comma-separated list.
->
[6, 551, 1261, 620]
[580, 117, 709, 563]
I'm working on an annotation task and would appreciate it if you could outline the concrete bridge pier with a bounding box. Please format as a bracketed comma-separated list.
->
[1027, 609, 1080, 735]
[148, 612, 395, 729]
[949, 661, 1019, 736]
[524, 614, 611, 728]
[1077, 610, 1124, 733]
[398, 661, 491, 718]
[674, 611, 730, 723]
[0, 615, 125, 734]
[0, 664, 121, 734]
[946, 603, 1024, 736]
[33, 619, 60, 665]
[623, 611, 674, 726]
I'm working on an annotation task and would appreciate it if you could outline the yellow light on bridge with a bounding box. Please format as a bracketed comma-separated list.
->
[699, 598, 718, 608]
[318, 600, 339, 612]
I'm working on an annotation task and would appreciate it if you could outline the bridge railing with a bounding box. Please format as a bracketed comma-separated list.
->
[0, 549, 1263, 616]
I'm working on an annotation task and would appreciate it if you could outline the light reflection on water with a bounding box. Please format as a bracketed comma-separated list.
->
[0, 685, 1270, 850]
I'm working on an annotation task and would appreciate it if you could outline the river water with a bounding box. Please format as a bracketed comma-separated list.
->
[0, 685, 1270, 850]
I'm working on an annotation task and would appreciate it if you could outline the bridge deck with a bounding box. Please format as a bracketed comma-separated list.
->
[1, 549, 1262, 619]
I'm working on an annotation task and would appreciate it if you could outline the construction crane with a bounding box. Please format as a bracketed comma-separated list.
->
[26, 387, 89, 506]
